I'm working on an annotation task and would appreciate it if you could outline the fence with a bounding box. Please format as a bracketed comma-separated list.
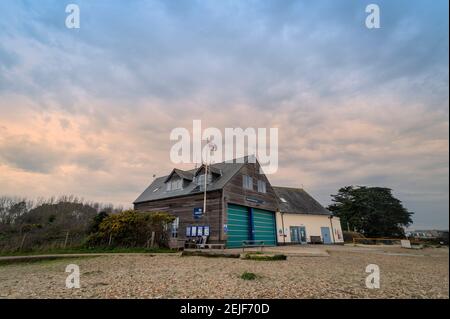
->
[0, 230, 162, 253]
[0, 230, 86, 253]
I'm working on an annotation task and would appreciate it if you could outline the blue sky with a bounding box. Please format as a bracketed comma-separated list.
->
[0, 0, 448, 229]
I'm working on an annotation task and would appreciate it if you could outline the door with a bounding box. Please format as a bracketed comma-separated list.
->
[321, 227, 332, 244]
[226, 204, 250, 248]
[299, 226, 307, 244]
[290, 226, 307, 244]
[290, 227, 300, 243]
[253, 208, 277, 246]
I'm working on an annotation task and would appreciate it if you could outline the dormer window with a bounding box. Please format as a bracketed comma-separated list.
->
[196, 173, 212, 186]
[166, 177, 182, 191]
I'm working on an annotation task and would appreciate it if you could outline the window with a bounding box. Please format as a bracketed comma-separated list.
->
[196, 174, 212, 186]
[171, 217, 179, 238]
[257, 180, 266, 193]
[166, 177, 182, 191]
[243, 175, 253, 190]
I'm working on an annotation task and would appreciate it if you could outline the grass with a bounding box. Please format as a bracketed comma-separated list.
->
[0, 246, 175, 257]
[240, 272, 257, 280]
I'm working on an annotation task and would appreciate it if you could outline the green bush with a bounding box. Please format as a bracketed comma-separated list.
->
[240, 272, 257, 280]
[85, 210, 175, 248]
[243, 253, 287, 261]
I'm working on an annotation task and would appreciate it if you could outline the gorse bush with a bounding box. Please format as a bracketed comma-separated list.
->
[85, 210, 175, 248]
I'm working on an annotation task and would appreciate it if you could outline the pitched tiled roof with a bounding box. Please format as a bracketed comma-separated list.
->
[163, 168, 194, 182]
[273, 186, 331, 216]
[133, 160, 245, 204]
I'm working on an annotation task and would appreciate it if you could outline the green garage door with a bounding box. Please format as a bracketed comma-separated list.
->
[253, 208, 277, 246]
[226, 204, 250, 248]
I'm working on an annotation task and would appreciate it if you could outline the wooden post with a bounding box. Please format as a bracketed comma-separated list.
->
[19, 233, 27, 251]
[64, 231, 69, 249]
[150, 231, 155, 248]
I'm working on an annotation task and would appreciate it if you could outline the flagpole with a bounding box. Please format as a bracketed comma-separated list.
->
[203, 140, 209, 215]
[203, 138, 209, 218]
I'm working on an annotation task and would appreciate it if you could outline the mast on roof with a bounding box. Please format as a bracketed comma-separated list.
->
[203, 138, 217, 220]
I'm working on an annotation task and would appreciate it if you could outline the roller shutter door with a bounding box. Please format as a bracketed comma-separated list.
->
[226, 204, 250, 248]
[253, 208, 277, 246]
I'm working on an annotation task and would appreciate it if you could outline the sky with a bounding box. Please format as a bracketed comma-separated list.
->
[0, 0, 448, 230]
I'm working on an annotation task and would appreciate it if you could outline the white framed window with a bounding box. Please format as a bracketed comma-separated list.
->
[171, 217, 179, 238]
[166, 177, 182, 191]
[257, 180, 266, 193]
[243, 175, 253, 190]
[196, 173, 212, 186]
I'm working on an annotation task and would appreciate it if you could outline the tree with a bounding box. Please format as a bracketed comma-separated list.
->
[0, 196, 32, 225]
[328, 186, 413, 238]
[89, 211, 109, 234]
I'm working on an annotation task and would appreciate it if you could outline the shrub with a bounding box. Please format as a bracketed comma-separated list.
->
[240, 272, 257, 280]
[181, 250, 240, 258]
[243, 253, 287, 261]
[85, 210, 175, 248]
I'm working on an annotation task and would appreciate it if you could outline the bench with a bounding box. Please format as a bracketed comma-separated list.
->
[242, 240, 265, 252]
[310, 236, 322, 244]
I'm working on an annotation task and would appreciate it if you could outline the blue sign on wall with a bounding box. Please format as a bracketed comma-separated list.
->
[193, 207, 203, 219]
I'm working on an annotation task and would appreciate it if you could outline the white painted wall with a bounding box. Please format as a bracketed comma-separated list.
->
[275, 212, 344, 244]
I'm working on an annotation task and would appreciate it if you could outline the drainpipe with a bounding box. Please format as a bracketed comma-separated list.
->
[280, 211, 286, 245]
[329, 215, 336, 244]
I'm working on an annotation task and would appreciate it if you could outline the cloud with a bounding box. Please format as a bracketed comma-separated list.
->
[0, 0, 448, 228]
[0, 135, 63, 173]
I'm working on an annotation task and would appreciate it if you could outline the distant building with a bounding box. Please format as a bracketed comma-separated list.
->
[406, 229, 449, 243]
